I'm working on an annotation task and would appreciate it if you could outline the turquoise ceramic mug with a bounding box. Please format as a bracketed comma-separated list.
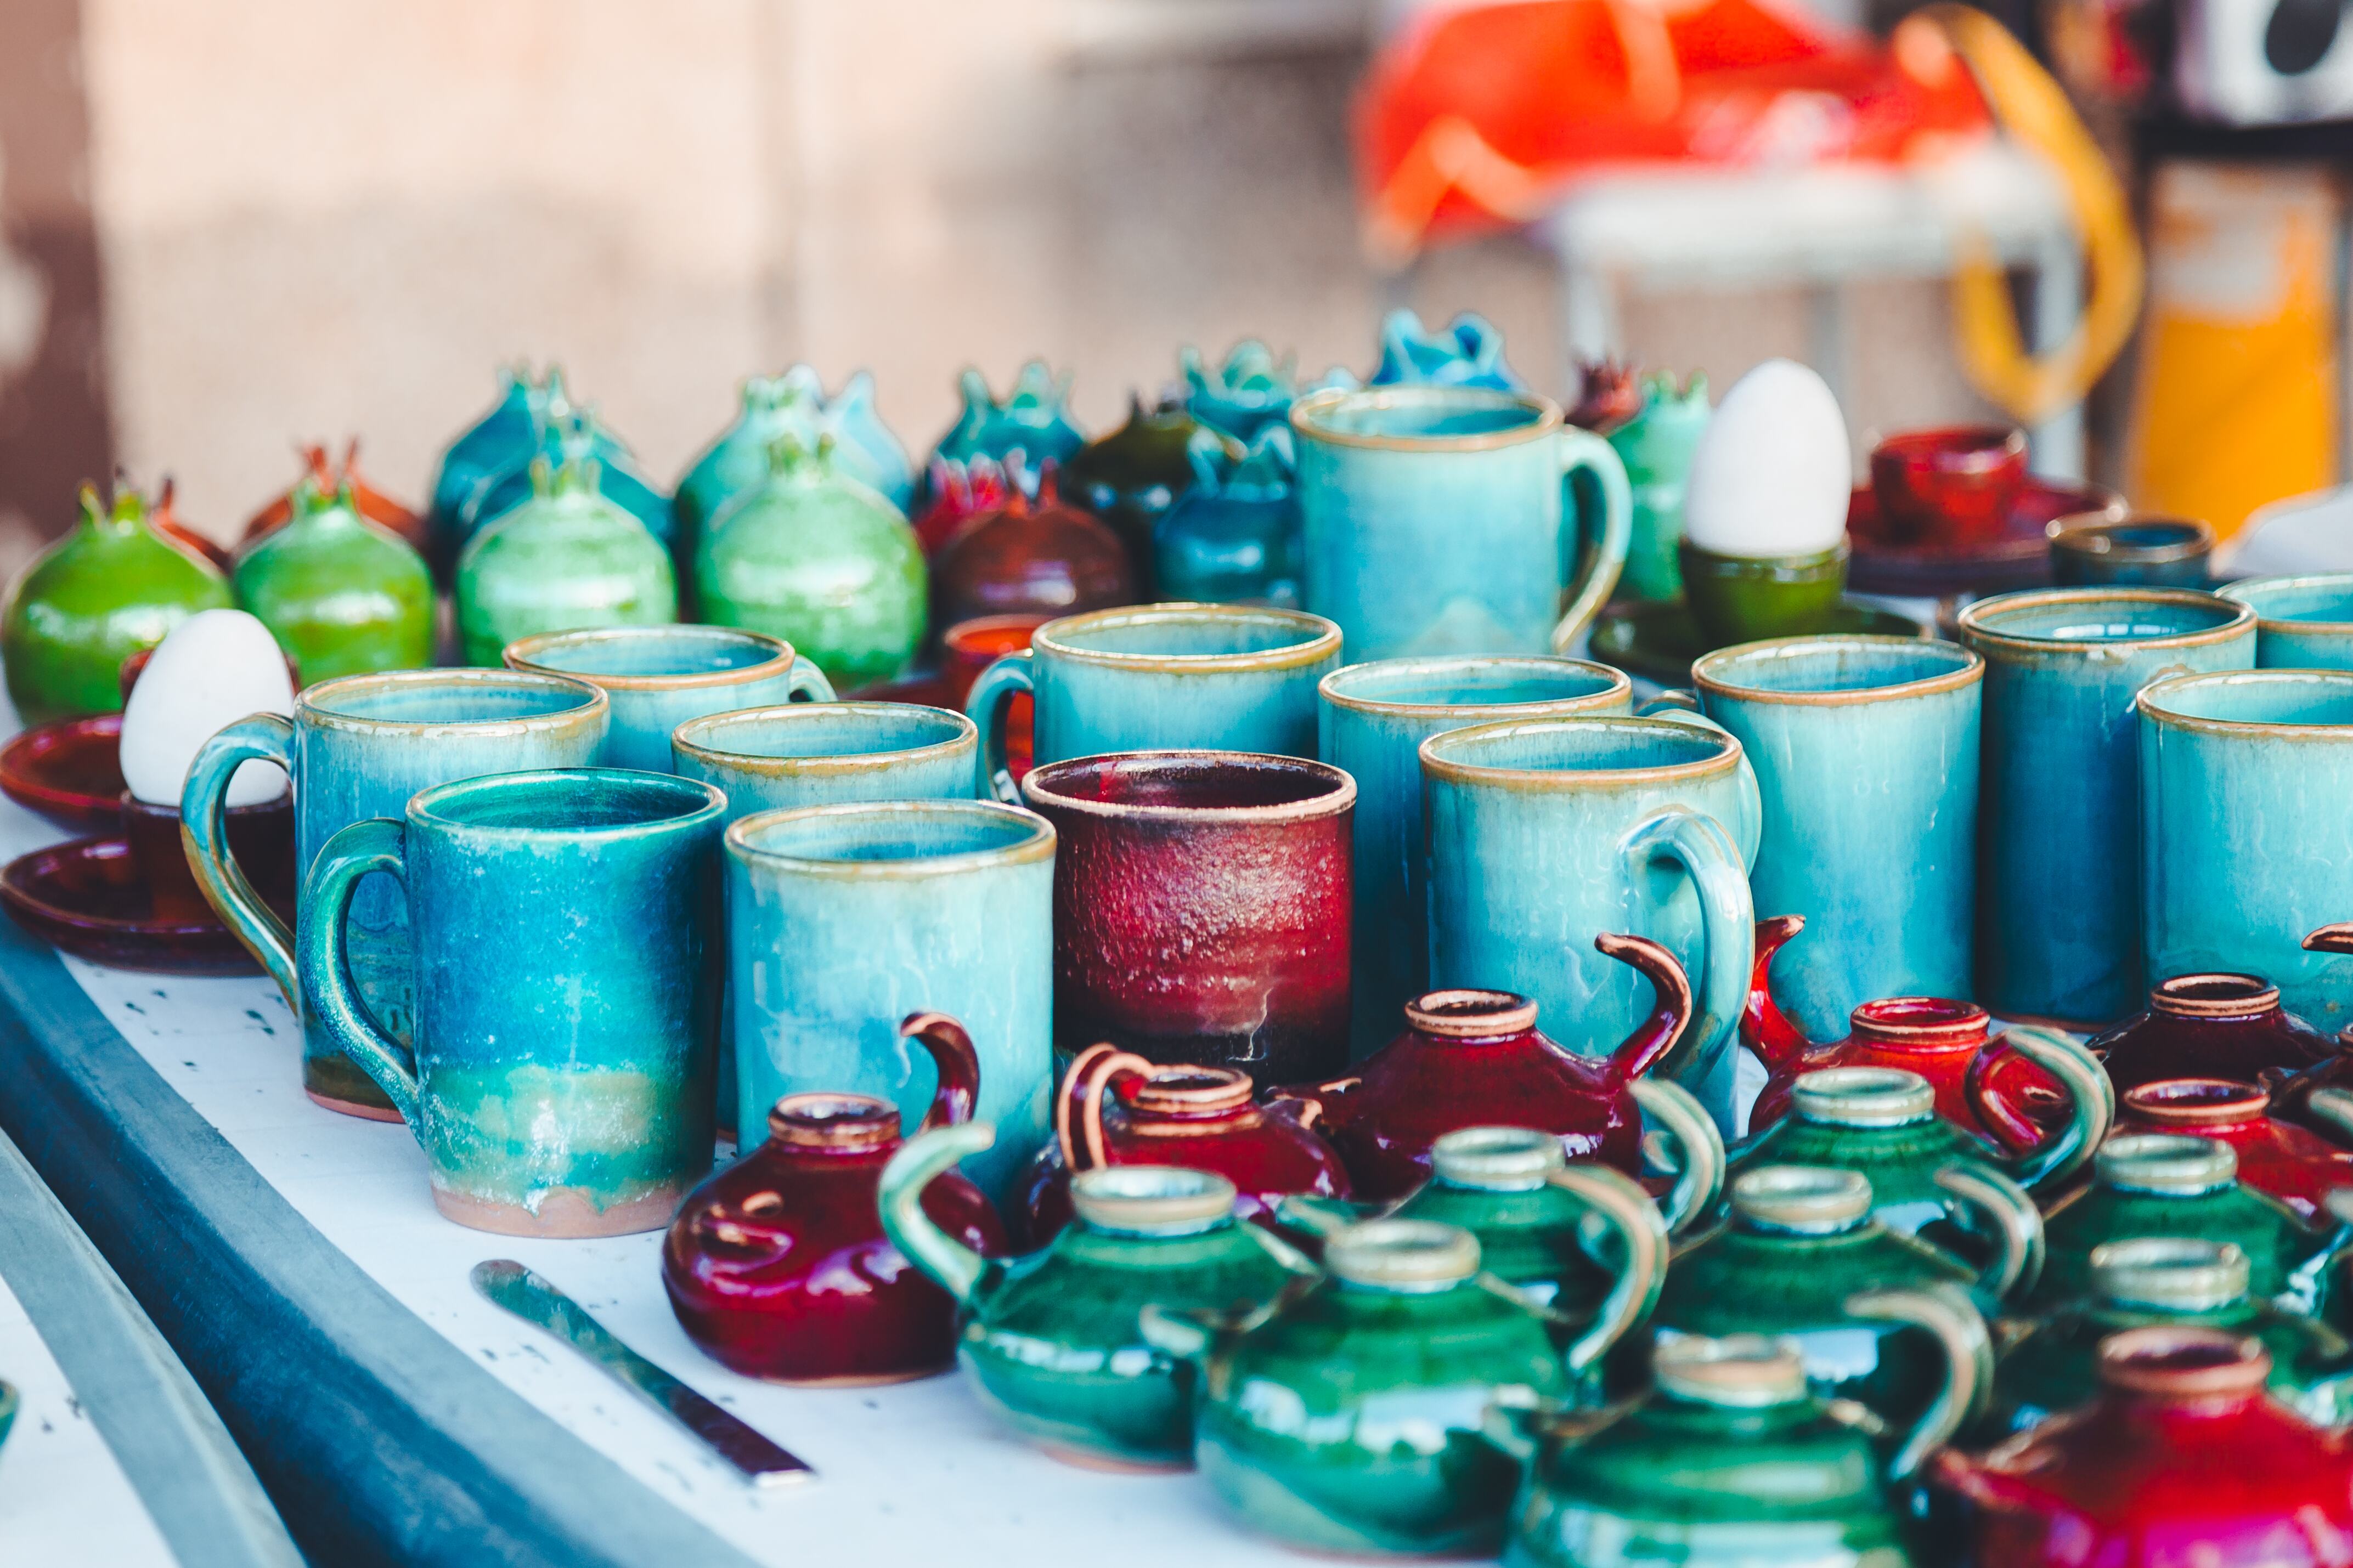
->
[726, 800, 1054, 1204]
[1688, 636, 1984, 1040]
[964, 602, 1340, 802]
[2218, 574, 2353, 669]
[1317, 654, 1633, 1059]
[505, 624, 834, 773]
[1957, 588, 2255, 1024]
[2141, 669, 2353, 1032]
[672, 702, 978, 825]
[1419, 714, 1760, 1129]
[1291, 384, 1631, 662]
[183, 669, 610, 1119]
[296, 769, 726, 1237]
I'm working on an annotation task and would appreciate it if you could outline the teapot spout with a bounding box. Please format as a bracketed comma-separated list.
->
[2306, 922, 2353, 956]
[1741, 915, 1814, 1071]
[1600, 932, 1694, 1081]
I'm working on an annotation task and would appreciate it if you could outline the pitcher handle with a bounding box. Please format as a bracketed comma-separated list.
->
[181, 714, 298, 1008]
[1617, 807, 1756, 1110]
[1844, 1283, 1991, 1484]
[292, 819, 420, 1129]
[1543, 1164, 1667, 1374]
[1934, 1163, 2046, 1305]
[878, 1120, 998, 1304]
[1630, 1078, 1724, 1238]
[2001, 1026, 2114, 1191]
[1550, 428, 1632, 655]
[964, 650, 1035, 803]
[785, 653, 837, 704]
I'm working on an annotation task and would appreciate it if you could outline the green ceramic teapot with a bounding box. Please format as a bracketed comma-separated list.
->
[234, 476, 432, 681]
[453, 455, 676, 667]
[879, 1122, 1316, 1471]
[1609, 372, 1711, 603]
[3, 482, 233, 723]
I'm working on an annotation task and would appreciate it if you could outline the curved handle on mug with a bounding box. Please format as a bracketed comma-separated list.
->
[1632, 701, 1762, 866]
[1542, 1163, 1667, 1374]
[900, 1011, 983, 1133]
[1054, 1041, 1154, 1171]
[878, 1119, 998, 1305]
[1629, 1078, 1724, 1239]
[1999, 1026, 2115, 1191]
[293, 818, 420, 1129]
[1617, 807, 1756, 1099]
[180, 714, 298, 1009]
[786, 654, 837, 704]
[1933, 1163, 2046, 1306]
[1550, 428, 1632, 655]
[1843, 1283, 1991, 1484]
[964, 650, 1034, 803]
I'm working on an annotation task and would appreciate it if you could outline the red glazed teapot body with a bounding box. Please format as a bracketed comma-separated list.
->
[2115, 1078, 2353, 1221]
[2086, 972, 2338, 1095]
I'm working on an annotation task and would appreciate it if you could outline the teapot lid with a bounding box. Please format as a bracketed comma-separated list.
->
[768, 1092, 899, 1152]
[1324, 1219, 1480, 1292]
[1731, 1166, 1872, 1233]
[1654, 1335, 1808, 1407]
[2122, 1078, 2270, 1128]
[2096, 1326, 2270, 1399]
[1432, 1127, 1564, 1191]
[1127, 1065, 1255, 1118]
[2093, 1238, 2249, 1312]
[1847, 997, 1990, 1049]
[1070, 1165, 1235, 1235]
[1791, 1067, 1935, 1128]
[2097, 1133, 2237, 1194]
[1405, 989, 1539, 1039]
[2150, 973, 2280, 1019]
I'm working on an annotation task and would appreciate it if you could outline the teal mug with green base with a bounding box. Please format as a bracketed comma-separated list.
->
[296, 769, 725, 1237]
[504, 623, 834, 773]
[2218, 573, 2353, 669]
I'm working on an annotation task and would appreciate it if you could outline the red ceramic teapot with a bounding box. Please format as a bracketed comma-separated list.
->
[1019, 1043, 1351, 1244]
[1934, 1327, 2353, 1568]
[2114, 1078, 2353, 1221]
[661, 1012, 1008, 1384]
[2085, 971, 2338, 1095]
[1280, 932, 1690, 1202]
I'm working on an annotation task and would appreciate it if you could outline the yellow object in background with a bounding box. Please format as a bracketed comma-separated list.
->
[2128, 163, 2340, 538]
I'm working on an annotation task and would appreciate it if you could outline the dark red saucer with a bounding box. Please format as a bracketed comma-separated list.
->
[0, 716, 127, 830]
[1848, 478, 2126, 597]
[0, 836, 279, 974]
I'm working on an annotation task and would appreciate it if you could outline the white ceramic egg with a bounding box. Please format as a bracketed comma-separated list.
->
[120, 609, 296, 807]
[1680, 359, 1852, 559]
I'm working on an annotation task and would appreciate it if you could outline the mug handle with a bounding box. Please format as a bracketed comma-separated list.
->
[964, 650, 1034, 803]
[1618, 806, 1755, 1110]
[294, 818, 422, 1130]
[1550, 428, 1632, 656]
[180, 715, 298, 1007]
[786, 654, 837, 703]
[1633, 698, 1763, 863]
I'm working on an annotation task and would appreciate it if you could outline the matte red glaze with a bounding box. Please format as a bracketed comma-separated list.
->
[1742, 915, 2058, 1152]
[2114, 1078, 2353, 1221]
[1283, 933, 1691, 1202]
[930, 464, 1136, 628]
[1020, 1044, 1351, 1243]
[912, 451, 1013, 557]
[662, 1013, 1008, 1384]
[1022, 751, 1353, 1085]
[0, 836, 278, 973]
[241, 441, 428, 551]
[1936, 1328, 2353, 1568]
[0, 715, 126, 829]
[941, 614, 1045, 785]
[1867, 424, 2028, 546]
[121, 790, 294, 926]
[2086, 971, 2338, 1095]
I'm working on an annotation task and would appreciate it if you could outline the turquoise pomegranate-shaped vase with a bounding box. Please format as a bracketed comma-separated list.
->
[1369, 309, 1526, 392]
[1154, 425, 1303, 608]
[1610, 373, 1712, 603]
[1180, 339, 1355, 443]
[461, 403, 671, 563]
[234, 477, 433, 681]
[1061, 394, 1221, 591]
[3, 482, 234, 723]
[696, 434, 926, 690]
[927, 363, 1086, 487]
[428, 364, 543, 545]
[454, 456, 676, 666]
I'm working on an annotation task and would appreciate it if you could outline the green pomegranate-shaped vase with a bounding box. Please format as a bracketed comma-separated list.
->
[1611, 372, 1712, 603]
[428, 363, 541, 547]
[455, 455, 676, 666]
[234, 476, 433, 681]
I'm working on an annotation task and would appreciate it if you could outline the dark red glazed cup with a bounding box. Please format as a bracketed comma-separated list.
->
[944, 614, 1048, 784]
[1022, 750, 1353, 1084]
[120, 789, 295, 925]
[1868, 424, 2028, 546]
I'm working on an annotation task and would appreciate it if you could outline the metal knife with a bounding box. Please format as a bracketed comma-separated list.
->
[470, 1259, 815, 1487]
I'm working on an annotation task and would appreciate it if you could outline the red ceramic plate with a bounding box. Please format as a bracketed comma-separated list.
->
[1847, 479, 2127, 598]
[0, 715, 127, 830]
[0, 837, 264, 975]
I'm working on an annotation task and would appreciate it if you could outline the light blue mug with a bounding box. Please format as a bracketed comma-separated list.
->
[1290, 384, 1631, 663]
[672, 702, 978, 825]
[2218, 574, 2353, 669]
[1317, 654, 1633, 1059]
[505, 624, 834, 773]
[964, 602, 1340, 802]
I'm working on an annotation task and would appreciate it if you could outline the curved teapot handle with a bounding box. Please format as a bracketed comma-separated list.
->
[1740, 915, 1814, 1072]
[1549, 429, 1632, 655]
[1629, 1078, 1723, 1239]
[900, 1011, 983, 1134]
[2000, 1027, 2114, 1191]
[1600, 932, 1694, 1082]
[1542, 1164, 1667, 1375]
[1844, 1283, 1991, 1484]
[1933, 1163, 2046, 1306]
[1053, 1041, 1154, 1173]
[878, 1120, 997, 1305]
[1961, 1036, 2055, 1157]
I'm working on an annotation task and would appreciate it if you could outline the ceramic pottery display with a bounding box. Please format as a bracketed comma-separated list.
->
[1318, 654, 1632, 1057]
[296, 768, 725, 1236]
[724, 800, 1052, 1204]
[2087, 970, 2338, 1094]
[1678, 541, 1850, 645]
[1958, 588, 2256, 1023]
[1153, 426, 1304, 609]
[458, 405, 673, 567]
[2113, 1078, 2353, 1220]
[1608, 372, 1710, 603]
[427, 364, 550, 548]
[1368, 308, 1525, 390]
[1868, 424, 2029, 547]
[926, 363, 1085, 486]
[885, 1127, 1317, 1471]
[1934, 1328, 2353, 1568]
[910, 453, 1014, 558]
[505, 625, 834, 774]
[2141, 668, 2353, 1033]
[1020, 752, 1352, 1084]
[663, 1013, 1007, 1384]
[454, 457, 678, 668]
[1420, 713, 1759, 1127]
[1984, 1239, 2353, 1439]
[928, 464, 1135, 631]
[696, 435, 927, 692]
[234, 477, 432, 682]
[242, 440, 428, 553]
[1156, 1205, 1662, 1556]
[1020, 1043, 1349, 1243]
[1291, 384, 1630, 662]
[2048, 514, 2214, 587]
[968, 604, 1340, 801]
[1059, 394, 1216, 590]
[1512, 1329, 1974, 1568]
[2220, 572, 2353, 667]
[1179, 339, 1352, 442]
[3, 483, 233, 724]
[182, 669, 608, 1117]
[672, 703, 977, 824]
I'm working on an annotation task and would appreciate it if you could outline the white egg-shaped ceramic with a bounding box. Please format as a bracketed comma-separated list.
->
[120, 609, 295, 807]
[1681, 359, 1852, 559]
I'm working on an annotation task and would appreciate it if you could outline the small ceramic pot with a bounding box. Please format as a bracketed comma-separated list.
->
[2112, 1078, 2353, 1221]
[1868, 424, 2028, 546]
[453, 451, 678, 666]
[884, 1126, 1317, 1470]
[2219, 571, 2353, 669]
[1059, 394, 1214, 591]
[926, 362, 1086, 484]
[910, 452, 1012, 558]
[1675, 539, 1849, 647]
[1021, 751, 1353, 1084]
[234, 475, 433, 682]
[242, 440, 428, 553]
[1153, 425, 1302, 609]
[662, 1014, 1006, 1384]
[2048, 514, 2215, 588]
[454, 398, 673, 565]
[928, 463, 1136, 631]
[2088, 971, 2339, 1094]
[504, 625, 835, 774]
[940, 614, 1049, 705]
[123, 790, 292, 926]
[672, 703, 976, 825]
[1609, 372, 1711, 603]
[1181, 338, 1350, 444]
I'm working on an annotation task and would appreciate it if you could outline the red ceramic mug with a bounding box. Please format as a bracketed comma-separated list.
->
[943, 614, 1047, 786]
[1867, 424, 2028, 547]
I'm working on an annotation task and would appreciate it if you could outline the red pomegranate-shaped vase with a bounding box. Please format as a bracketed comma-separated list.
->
[929, 462, 1136, 628]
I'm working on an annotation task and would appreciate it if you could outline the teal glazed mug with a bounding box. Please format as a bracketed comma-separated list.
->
[505, 623, 834, 773]
[964, 602, 1340, 802]
[1317, 654, 1633, 1060]
[295, 769, 726, 1237]
[2218, 574, 2353, 669]
[183, 668, 610, 1119]
[726, 800, 1054, 1205]
[1957, 588, 2255, 1024]
[2141, 669, 2353, 1033]
[672, 702, 978, 826]
[1690, 636, 1984, 1040]
[1291, 384, 1632, 662]
[1420, 713, 1761, 1129]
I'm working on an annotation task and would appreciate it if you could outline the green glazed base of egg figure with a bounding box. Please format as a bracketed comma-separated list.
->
[1677, 539, 1850, 648]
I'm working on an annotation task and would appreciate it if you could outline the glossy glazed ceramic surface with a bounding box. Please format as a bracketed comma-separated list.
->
[453, 457, 678, 667]
[456, 403, 673, 564]
[0, 714, 126, 829]
[504, 624, 835, 773]
[233, 479, 433, 682]
[1182, 339, 1350, 443]
[1869, 424, 2028, 546]
[2219, 573, 2353, 668]
[1677, 541, 1850, 646]
[2114, 1078, 2353, 1220]
[928, 362, 1086, 480]
[672, 703, 977, 825]
[1060, 395, 1211, 590]
[1609, 373, 1710, 604]
[242, 440, 427, 552]
[2048, 516, 2214, 588]
[2087, 972, 2339, 1092]
[928, 466, 1136, 630]
[1154, 425, 1302, 609]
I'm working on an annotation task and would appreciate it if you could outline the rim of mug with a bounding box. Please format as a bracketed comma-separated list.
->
[297, 667, 608, 737]
[2046, 513, 2215, 565]
[2217, 571, 2353, 634]
[2138, 667, 2353, 737]
[1691, 635, 1983, 707]
[671, 701, 976, 777]
[1031, 603, 1342, 674]
[1954, 587, 2256, 654]
[408, 767, 725, 840]
[726, 798, 1056, 878]
[1318, 654, 1632, 719]
[1021, 749, 1357, 823]
[1418, 714, 1742, 789]
[1289, 384, 1564, 453]
[503, 624, 800, 691]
